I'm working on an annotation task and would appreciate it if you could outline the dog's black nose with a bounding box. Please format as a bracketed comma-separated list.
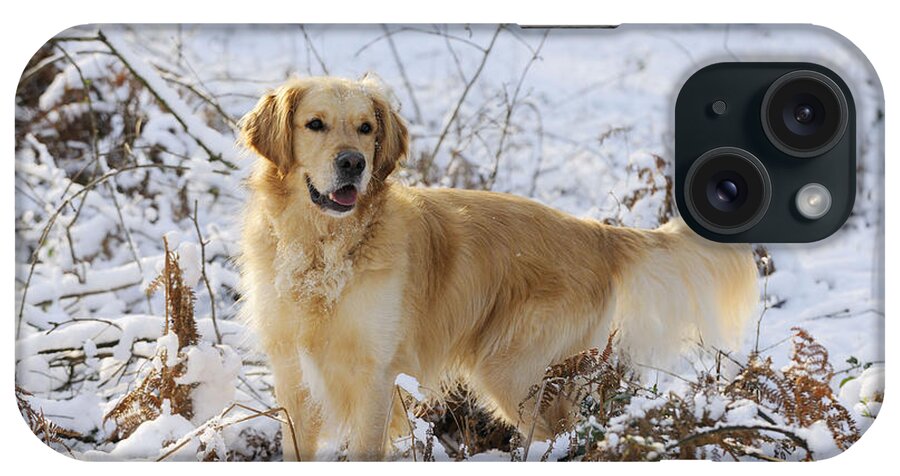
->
[335, 150, 365, 176]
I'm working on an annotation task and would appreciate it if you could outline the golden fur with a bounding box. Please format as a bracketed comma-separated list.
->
[238, 76, 759, 460]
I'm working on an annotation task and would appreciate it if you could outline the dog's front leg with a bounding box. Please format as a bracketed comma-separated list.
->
[344, 370, 396, 461]
[270, 357, 321, 461]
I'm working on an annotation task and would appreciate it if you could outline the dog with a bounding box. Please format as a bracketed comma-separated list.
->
[238, 75, 759, 460]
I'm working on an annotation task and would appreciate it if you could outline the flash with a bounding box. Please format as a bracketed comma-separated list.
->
[795, 183, 832, 220]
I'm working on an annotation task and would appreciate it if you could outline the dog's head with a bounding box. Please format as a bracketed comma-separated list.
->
[241, 75, 408, 217]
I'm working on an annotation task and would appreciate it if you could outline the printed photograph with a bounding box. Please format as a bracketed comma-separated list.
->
[14, 24, 884, 461]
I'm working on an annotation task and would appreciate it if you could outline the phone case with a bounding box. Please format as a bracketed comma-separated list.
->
[14, 24, 884, 461]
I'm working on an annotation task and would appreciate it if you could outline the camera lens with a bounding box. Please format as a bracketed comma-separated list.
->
[793, 104, 815, 124]
[715, 180, 739, 203]
[684, 147, 771, 234]
[761, 70, 848, 158]
[708, 173, 747, 212]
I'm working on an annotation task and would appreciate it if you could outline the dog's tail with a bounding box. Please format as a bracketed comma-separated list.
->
[609, 217, 760, 369]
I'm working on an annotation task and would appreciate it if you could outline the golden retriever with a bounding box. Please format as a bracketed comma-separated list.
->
[238, 76, 758, 460]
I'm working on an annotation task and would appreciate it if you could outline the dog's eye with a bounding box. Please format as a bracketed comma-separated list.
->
[358, 122, 373, 135]
[306, 119, 325, 131]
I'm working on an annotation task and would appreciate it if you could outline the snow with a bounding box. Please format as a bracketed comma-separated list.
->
[102, 410, 197, 461]
[395, 373, 425, 401]
[156, 332, 180, 367]
[176, 242, 202, 288]
[14, 24, 883, 461]
[838, 364, 884, 429]
[175, 342, 242, 424]
[798, 420, 841, 459]
[102, 31, 240, 169]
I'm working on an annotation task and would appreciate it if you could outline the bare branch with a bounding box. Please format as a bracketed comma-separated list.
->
[16, 164, 188, 337]
[94, 30, 238, 170]
[381, 24, 423, 125]
[300, 26, 329, 75]
[192, 200, 222, 345]
[667, 424, 812, 458]
[485, 30, 549, 190]
[425, 25, 503, 179]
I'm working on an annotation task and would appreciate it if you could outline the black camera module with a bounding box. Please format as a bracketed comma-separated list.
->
[684, 147, 771, 235]
[676, 63, 856, 242]
[761, 70, 849, 158]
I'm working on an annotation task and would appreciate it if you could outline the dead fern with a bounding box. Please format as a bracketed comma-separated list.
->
[520, 330, 626, 430]
[511, 327, 859, 461]
[16, 386, 83, 454]
[603, 154, 675, 226]
[104, 237, 198, 440]
[726, 327, 860, 450]
[146, 236, 199, 348]
[582, 374, 812, 462]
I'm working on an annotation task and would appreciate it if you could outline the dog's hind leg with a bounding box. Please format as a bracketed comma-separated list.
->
[468, 350, 568, 442]
[466, 309, 605, 445]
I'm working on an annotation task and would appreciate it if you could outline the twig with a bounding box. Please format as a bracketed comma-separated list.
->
[158, 71, 239, 129]
[46, 317, 122, 335]
[156, 403, 300, 462]
[51, 35, 103, 43]
[237, 376, 270, 407]
[667, 424, 812, 458]
[754, 271, 770, 354]
[32, 280, 144, 309]
[36, 337, 157, 359]
[300, 26, 329, 75]
[161, 236, 172, 335]
[57, 42, 146, 277]
[381, 25, 423, 125]
[94, 30, 238, 170]
[16, 163, 188, 337]
[396, 385, 417, 462]
[192, 200, 222, 344]
[757, 334, 793, 354]
[107, 183, 145, 273]
[522, 102, 546, 197]
[51, 44, 102, 278]
[521, 379, 547, 461]
[19, 52, 64, 86]
[442, 29, 468, 84]
[231, 403, 300, 462]
[353, 25, 487, 58]
[426, 25, 502, 176]
[485, 30, 548, 190]
[834, 360, 885, 376]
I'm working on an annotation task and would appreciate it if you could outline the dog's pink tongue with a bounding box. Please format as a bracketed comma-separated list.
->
[329, 186, 358, 206]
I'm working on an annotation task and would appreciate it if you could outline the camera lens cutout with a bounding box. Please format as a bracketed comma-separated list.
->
[684, 147, 772, 235]
[761, 70, 849, 158]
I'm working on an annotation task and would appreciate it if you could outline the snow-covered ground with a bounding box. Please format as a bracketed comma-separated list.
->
[14, 24, 883, 460]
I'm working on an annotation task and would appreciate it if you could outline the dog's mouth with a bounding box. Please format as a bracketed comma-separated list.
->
[306, 175, 359, 213]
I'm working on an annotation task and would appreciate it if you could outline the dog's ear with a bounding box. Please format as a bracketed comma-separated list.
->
[369, 87, 409, 183]
[240, 85, 306, 175]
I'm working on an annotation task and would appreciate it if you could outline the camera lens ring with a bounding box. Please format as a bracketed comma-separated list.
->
[761, 70, 849, 158]
[684, 147, 772, 235]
